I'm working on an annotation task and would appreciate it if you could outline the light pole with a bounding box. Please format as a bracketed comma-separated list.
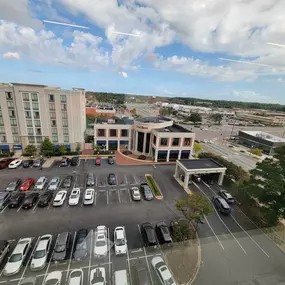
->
[152, 165, 156, 178]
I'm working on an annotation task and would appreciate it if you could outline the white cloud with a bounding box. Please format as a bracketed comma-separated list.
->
[231, 90, 270, 103]
[277, 77, 285, 83]
[2, 52, 20, 60]
[118, 71, 128, 78]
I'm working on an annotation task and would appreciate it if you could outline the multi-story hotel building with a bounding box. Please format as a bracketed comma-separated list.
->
[94, 117, 195, 162]
[0, 82, 86, 153]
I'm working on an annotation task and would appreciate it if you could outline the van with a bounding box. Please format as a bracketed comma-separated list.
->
[212, 196, 231, 215]
[114, 270, 129, 285]
[0, 240, 10, 265]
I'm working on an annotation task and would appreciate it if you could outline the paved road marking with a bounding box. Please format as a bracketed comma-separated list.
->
[203, 216, 225, 250]
[65, 232, 77, 282]
[32, 198, 41, 211]
[118, 189, 121, 203]
[194, 182, 247, 254]
[106, 191, 109, 205]
[126, 246, 133, 285]
[17, 203, 23, 212]
[94, 191, 97, 206]
[0, 204, 9, 214]
[88, 230, 94, 281]
[108, 228, 111, 276]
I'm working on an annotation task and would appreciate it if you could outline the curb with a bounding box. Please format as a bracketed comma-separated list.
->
[145, 174, 164, 200]
[187, 232, 201, 285]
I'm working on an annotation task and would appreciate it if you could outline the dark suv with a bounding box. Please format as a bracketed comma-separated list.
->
[108, 173, 116, 185]
[61, 176, 74, 189]
[141, 223, 158, 247]
[23, 160, 34, 168]
[52, 232, 71, 262]
[212, 196, 231, 215]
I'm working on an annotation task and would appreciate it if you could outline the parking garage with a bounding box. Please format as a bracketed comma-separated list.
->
[174, 158, 227, 189]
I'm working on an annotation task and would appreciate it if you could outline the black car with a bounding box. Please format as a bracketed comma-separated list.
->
[70, 156, 79, 166]
[61, 175, 74, 189]
[38, 192, 53, 207]
[23, 160, 34, 168]
[6, 179, 21, 191]
[60, 157, 70, 167]
[108, 156, 115, 165]
[8, 193, 25, 208]
[33, 158, 44, 167]
[156, 222, 173, 244]
[22, 193, 39, 209]
[108, 173, 116, 185]
[212, 196, 231, 215]
[52, 232, 71, 262]
[73, 229, 89, 261]
[141, 223, 158, 247]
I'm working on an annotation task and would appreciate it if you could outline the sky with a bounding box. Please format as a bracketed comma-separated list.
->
[1, 0, 285, 103]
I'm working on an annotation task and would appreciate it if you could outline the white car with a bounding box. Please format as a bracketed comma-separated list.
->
[94, 226, 108, 258]
[83, 188, 94, 205]
[44, 271, 62, 285]
[47, 177, 60, 191]
[30, 234, 52, 271]
[8, 159, 22, 169]
[53, 190, 67, 207]
[90, 267, 106, 285]
[130, 187, 141, 201]
[34, 176, 48, 191]
[68, 188, 80, 206]
[114, 226, 127, 256]
[151, 256, 176, 285]
[3, 237, 33, 276]
[68, 269, 83, 285]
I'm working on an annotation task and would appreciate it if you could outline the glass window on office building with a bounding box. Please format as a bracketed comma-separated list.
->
[11, 127, 18, 134]
[8, 110, 16, 118]
[63, 128, 69, 135]
[24, 102, 30, 110]
[34, 111, 40, 118]
[28, 136, 35, 143]
[0, 135, 7, 142]
[22, 93, 29, 101]
[62, 112, 68, 119]
[0, 108, 2, 117]
[32, 102, 39, 110]
[0, 118, 4, 125]
[50, 112, 56, 118]
[172, 138, 180, 146]
[31, 93, 38, 101]
[34, 120, 41, 127]
[27, 128, 34, 135]
[0, 127, 5, 133]
[25, 111, 31, 118]
[10, 119, 17, 126]
[52, 135, 58, 142]
[36, 137, 42, 143]
[61, 104, 67, 111]
[26, 120, 32, 127]
[49, 102, 55, 110]
[62, 119, 68, 127]
[160, 138, 168, 146]
[64, 135, 69, 142]
[7, 101, 14, 108]
[49, 94, 55, 101]
[51, 128, 58, 135]
[110, 129, 117, 136]
[13, 136, 20, 143]
[121, 129, 128, 137]
[6, 92, 12, 100]
[60, 95, 67, 102]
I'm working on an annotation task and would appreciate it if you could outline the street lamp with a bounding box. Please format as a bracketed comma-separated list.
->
[152, 165, 156, 178]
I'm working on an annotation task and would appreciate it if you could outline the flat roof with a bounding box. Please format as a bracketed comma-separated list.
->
[135, 116, 172, 123]
[240, 130, 285, 143]
[157, 124, 191, 133]
[178, 158, 225, 170]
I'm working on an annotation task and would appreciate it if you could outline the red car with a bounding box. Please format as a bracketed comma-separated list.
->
[0, 158, 15, 169]
[20, 178, 35, 191]
[95, 157, 101, 165]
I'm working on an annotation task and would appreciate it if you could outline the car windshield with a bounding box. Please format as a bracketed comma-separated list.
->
[165, 277, 175, 285]
[95, 240, 105, 247]
[33, 249, 46, 259]
[8, 182, 16, 186]
[76, 241, 87, 250]
[55, 244, 65, 253]
[45, 279, 59, 285]
[22, 182, 30, 186]
[116, 238, 125, 246]
[9, 253, 22, 262]
[51, 180, 58, 185]
[70, 194, 78, 199]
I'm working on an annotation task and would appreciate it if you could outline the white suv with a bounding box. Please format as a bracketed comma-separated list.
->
[114, 226, 127, 256]
[151, 256, 176, 285]
[34, 177, 48, 191]
[68, 188, 80, 206]
[83, 188, 94, 205]
[94, 226, 108, 258]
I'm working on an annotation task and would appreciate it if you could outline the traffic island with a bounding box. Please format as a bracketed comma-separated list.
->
[145, 174, 163, 200]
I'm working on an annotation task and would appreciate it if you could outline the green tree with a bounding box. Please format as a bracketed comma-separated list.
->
[210, 113, 223, 125]
[189, 113, 202, 123]
[159, 107, 172, 116]
[194, 143, 203, 154]
[176, 194, 213, 231]
[41, 137, 55, 156]
[94, 144, 101, 153]
[171, 219, 193, 242]
[249, 148, 263, 156]
[59, 144, 67, 155]
[24, 144, 37, 156]
[172, 110, 178, 116]
[76, 143, 81, 154]
[130, 108, 137, 116]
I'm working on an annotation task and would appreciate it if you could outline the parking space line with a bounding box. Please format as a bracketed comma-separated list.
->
[0, 204, 9, 214]
[126, 247, 132, 285]
[66, 232, 77, 282]
[17, 204, 23, 212]
[106, 191, 109, 205]
[88, 230, 94, 281]
[32, 197, 41, 211]
[203, 216, 225, 250]
[134, 175, 139, 185]
[118, 189, 121, 203]
[108, 228, 111, 275]
[94, 191, 97, 206]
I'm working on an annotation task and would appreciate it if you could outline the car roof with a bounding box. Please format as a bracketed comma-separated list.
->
[0, 192, 9, 198]
[37, 237, 51, 250]
[14, 238, 32, 253]
[51, 177, 59, 181]
[115, 228, 125, 239]
[215, 196, 230, 208]
[57, 191, 67, 196]
[71, 189, 80, 194]
[27, 193, 38, 198]
[37, 176, 46, 182]
[24, 178, 33, 182]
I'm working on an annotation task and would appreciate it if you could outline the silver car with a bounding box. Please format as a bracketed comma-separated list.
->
[34, 177, 48, 191]
[47, 177, 60, 191]
[6, 179, 21, 192]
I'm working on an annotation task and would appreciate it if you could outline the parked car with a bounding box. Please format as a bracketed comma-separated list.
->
[86, 173, 95, 187]
[114, 226, 127, 256]
[219, 190, 234, 204]
[20, 178, 35, 191]
[34, 176, 48, 191]
[68, 188, 80, 206]
[52, 232, 71, 262]
[134, 262, 152, 285]
[30, 234, 52, 271]
[22, 160, 34, 168]
[70, 156, 79, 166]
[130, 187, 141, 201]
[0, 158, 15, 169]
[9, 193, 25, 208]
[47, 177, 60, 191]
[140, 184, 154, 201]
[33, 159, 44, 168]
[8, 159, 22, 169]
[151, 256, 176, 285]
[6, 179, 21, 191]
[192, 174, 201, 183]
[3, 237, 33, 276]
[53, 190, 67, 207]
[212, 196, 231, 215]
[108, 156, 115, 165]
[43, 271, 62, 285]
[140, 223, 158, 247]
[73, 229, 89, 261]
[156, 222, 173, 245]
[38, 192, 53, 207]
[61, 175, 73, 189]
[0, 192, 11, 210]
[83, 188, 94, 205]
[22, 193, 39, 209]
[108, 173, 116, 185]
[95, 157, 101, 165]
[60, 157, 70, 167]
[0, 240, 10, 266]
[89, 267, 106, 285]
[68, 269, 83, 285]
[94, 226, 108, 258]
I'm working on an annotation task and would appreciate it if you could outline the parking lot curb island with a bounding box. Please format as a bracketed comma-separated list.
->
[145, 174, 163, 200]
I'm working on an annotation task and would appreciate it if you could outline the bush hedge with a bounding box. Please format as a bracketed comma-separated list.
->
[138, 155, 146, 160]
[0, 152, 14, 157]
[145, 175, 162, 196]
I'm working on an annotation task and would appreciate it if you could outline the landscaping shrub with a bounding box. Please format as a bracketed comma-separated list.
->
[138, 155, 146, 160]
[145, 175, 162, 196]
[122, 150, 132, 155]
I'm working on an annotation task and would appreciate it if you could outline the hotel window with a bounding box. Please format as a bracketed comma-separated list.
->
[36, 128, 41, 135]
[36, 137, 42, 143]
[153, 135, 157, 144]
[64, 136, 69, 142]
[34, 111, 40, 118]
[31, 93, 38, 101]
[61, 104, 67, 111]
[184, 138, 192, 146]
[49, 94, 55, 102]
[11, 127, 18, 134]
[24, 102, 30, 110]
[8, 110, 15, 118]
[0, 109, 2, 117]
[13, 136, 20, 143]
[10, 119, 17, 126]
[60, 95, 67, 102]
[121, 129, 128, 137]
[22, 93, 29, 101]
[51, 128, 57, 135]
[26, 120, 32, 127]
[0, 135, 7, 142]
[34, 120, 41, 127]
[110, 129, 117, 137]
[25, 111, 31, 118]
[0, 127, 5, 133]
[52, 135, 58, 142]
[62, 112, 67, 118]
[28, 136, 35, 143]
[27, 128, 34, 135]
[6, 92, 12, 100]
[7, 101, 14, 108]
[32, 102, 39, 110]
[49, 103, 55, 110]
[98, 129, 105, 137]
[172, 138, 180, 146]
[50, 112, 56, 118]
[160, 138, 168, 146]
[62, 119, 68, 127]
[51, 120, 57, 127]
[0, 118, 3, 125]
[63, 128, 69, 135]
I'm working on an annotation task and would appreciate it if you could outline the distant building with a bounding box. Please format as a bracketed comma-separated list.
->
[239, 130, 285, 154]
[86, 106, 116, 118]
[236, 111, 285, 126]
